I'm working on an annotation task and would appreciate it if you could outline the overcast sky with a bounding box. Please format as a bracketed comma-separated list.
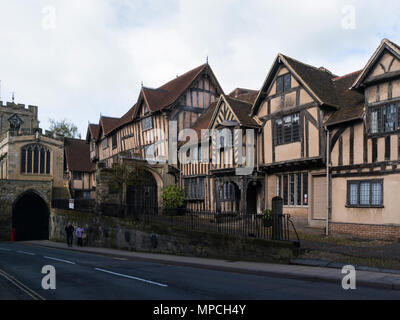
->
[0, 0, 399, 136]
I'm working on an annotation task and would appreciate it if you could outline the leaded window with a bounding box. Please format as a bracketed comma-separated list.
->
[370, 102, 400, 134]
[277, 172, 309, 207]
[347, 180, 383, 207]
[275, 113, 300, 145]
[142, 117, 153, 131]
[21, 144, 51, 175]
[184, 177, 205, 200]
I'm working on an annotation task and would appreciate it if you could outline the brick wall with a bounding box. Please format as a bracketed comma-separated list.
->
[329, 222, 400, 241]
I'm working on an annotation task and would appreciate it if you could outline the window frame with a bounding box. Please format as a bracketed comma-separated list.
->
[275, 112, 301, 146]
[368, 101, 400, 136]
[184, 177, 205, 201]
[346, 179, 384, 208]
[276, 74, 291, 95]
[112, 134, 118, 150]
[142, 116, 153, 131]
[277, 172, 309, 207]
[21, 143, 51, 176]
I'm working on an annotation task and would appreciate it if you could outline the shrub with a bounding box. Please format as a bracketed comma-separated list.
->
[161, 185, 185, 209]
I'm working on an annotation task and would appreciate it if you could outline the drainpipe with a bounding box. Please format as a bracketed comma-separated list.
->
[325, 125, 330, 237]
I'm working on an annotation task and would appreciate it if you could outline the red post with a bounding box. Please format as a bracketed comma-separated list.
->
[11, 228, 15, 242]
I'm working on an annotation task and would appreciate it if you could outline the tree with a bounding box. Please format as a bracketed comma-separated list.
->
[48, 118, 81, 139]
[106, 161, 146, 217]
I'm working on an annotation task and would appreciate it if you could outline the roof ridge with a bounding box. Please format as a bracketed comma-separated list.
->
[280, 53, 335, 76]
[157, 63, 207, 90]
[224, 94, 253, 106]
[332, 70, 363, 81]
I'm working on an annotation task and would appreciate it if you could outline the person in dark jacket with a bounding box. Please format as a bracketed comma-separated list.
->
[65, 222, 74, 247]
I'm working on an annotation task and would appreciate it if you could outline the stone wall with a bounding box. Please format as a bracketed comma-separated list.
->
[0, 180, 52, 240]
[50, 209, 299, 263]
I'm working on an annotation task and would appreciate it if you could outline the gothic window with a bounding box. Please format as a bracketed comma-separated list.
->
[21, 144, 51, 175]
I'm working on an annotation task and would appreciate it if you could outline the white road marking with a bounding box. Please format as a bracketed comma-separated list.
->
[0, 248, 11, 252]
[17, 251, 35, 256]
[94, 268, 168, 288]
[44, 256, 76, 265]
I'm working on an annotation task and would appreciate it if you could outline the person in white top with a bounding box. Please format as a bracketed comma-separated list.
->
[75, 226, 85, 247]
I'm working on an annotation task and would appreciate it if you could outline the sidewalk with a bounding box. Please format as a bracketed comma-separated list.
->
[27, 240, 400, 291]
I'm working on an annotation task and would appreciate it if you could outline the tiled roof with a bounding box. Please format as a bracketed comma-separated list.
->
[325, 71, 365, 126]
[223, 95, 260, 128]
[64, 138, 96, 172]
[86, 124, 100, 142]
[109, 63, 223, 134]
[229, 88, 259, 104]
[100, 116, 120, 137]
[281, 54, 338, 107]
[191, 101, 218, 139]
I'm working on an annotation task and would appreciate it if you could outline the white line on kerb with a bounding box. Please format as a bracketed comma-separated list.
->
[94, 268, 168, 288]
[44, 256, 76, 265]
[17, 251, 35, 256]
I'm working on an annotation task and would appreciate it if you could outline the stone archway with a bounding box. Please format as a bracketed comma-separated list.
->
[126, 169, 160, 214]
[12, 190, 50, 241]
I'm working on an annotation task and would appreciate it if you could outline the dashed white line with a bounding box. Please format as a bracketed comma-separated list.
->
[44, 256, 76, 265]
[17, 251, 35, 256]
[94, 268, 168, 288]
[0, 248, 11, 252]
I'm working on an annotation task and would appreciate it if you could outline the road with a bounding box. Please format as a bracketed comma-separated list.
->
[0, 242, 399, 300]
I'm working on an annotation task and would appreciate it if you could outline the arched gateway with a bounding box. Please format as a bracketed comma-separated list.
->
[12, 191, 50, 241]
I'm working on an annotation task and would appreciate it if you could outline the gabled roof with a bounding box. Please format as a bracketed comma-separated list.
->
[99, 116, 120, 137]
[223, 95, 260, 128]
[251, 54, 338, 116]
[229, 88, 259, 104]
[352, 38, 400, 89]
[108, 63, 224, 135]
[64, 138, 96, 173]
[86, 124, 100, 143]
[191, 100, 219, 140]
[325, 71, 365, 127]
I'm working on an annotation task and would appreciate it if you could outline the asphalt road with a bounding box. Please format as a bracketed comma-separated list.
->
[0, 242, 399, 300]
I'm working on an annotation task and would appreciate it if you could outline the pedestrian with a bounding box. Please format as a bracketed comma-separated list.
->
[76, 225, 84, 247]
[65, 222, 74, 247]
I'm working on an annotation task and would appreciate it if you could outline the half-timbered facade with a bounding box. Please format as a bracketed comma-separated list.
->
[181, 89, 262, 213]
[88, 63, 224, 210]
[251, 54, 337, 226]
[327, 39, 400, 239]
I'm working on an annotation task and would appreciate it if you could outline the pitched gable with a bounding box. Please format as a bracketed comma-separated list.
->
[251, 54, 337, 117]
[353, 39, 400, 89]
[210, 95, 259, 129]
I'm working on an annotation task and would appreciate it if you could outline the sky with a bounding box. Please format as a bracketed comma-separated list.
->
[0, 0, 399, 137]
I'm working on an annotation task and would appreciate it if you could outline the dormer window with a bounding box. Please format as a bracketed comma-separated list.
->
[276, 74, 291, 94]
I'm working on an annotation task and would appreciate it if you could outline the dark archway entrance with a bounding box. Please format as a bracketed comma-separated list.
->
[126, 170, 158, 214]
[12, 191, 50, 241]
[246, 181, 260, 214]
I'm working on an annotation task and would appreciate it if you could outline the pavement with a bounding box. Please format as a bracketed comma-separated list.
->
[23, 240, 400, 291]
[1, 241, 400, 299]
